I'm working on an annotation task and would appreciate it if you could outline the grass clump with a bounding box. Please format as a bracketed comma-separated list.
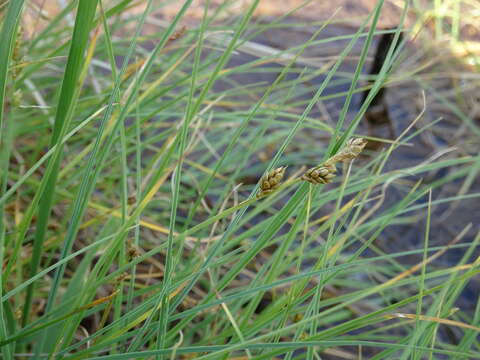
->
[0, 0, 479, 359]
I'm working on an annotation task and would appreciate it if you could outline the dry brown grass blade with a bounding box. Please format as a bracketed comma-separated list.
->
[385, 312, 480, 332]
[79, 289, 120, 311]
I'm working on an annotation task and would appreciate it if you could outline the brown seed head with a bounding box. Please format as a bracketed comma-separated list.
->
[344, 137, 368, 157]
[257, 166, 286, 198]
[301, 163, 336, 185]
[293, 313, 304, 322]
[14, 308, 22, 320]
[168, 25, 187, 42]
[327, 137, 367, 164]
[127, 240, 141, 260]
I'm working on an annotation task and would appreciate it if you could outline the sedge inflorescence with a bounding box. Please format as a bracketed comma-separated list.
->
[257, 166, 287, 198]
[256, 138, 367, 198]
[302, 137, 367, 185]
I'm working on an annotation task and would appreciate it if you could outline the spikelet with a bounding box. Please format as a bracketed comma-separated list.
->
[127, 195, 136, 205]
[168, 25, 187, 42]
[257, 166, 286, 198]
[326, 138, 367, 165]
[301, 138, 366, 185]
[14, 308, 22, 320]
[301, 163, 336, 185]
[127, 239, 140, 260]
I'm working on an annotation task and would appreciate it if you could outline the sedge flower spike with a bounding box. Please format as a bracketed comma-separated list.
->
[326, 137, 368, 165]
[257, 166, 286, 198]
[301, 138, 367, 185]
[301, 163, 336, 185]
